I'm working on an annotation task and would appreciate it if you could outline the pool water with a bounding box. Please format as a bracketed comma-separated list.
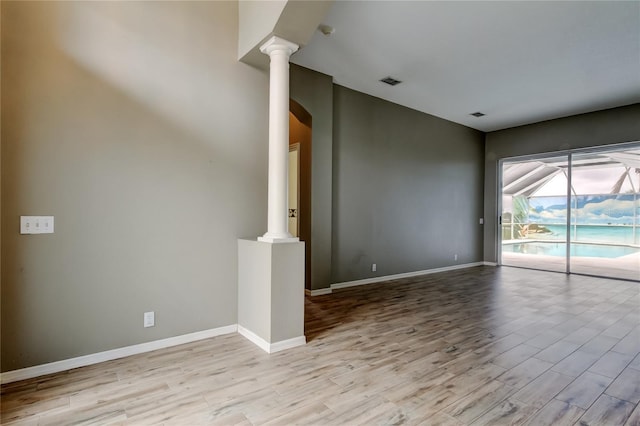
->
[502, 242, 640, 258]
[536, 225, 639, 245]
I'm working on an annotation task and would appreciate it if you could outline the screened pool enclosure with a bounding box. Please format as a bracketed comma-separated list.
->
[500, 145, 640, 281]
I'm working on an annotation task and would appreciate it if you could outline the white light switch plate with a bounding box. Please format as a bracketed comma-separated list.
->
[20, 216, 54, 234]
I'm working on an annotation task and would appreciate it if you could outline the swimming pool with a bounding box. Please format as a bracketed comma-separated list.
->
[502, 242, 640, 258]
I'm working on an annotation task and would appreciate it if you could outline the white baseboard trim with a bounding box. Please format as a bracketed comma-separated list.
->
[305, 288, 332, 296]
[2, 261, 491, 384]
[238, 325, 306, 354]
[329, 262, 487, 292]
[0, 324, 237, 385]
[237, 325, 271, 352]
[270, 336, 307, 353]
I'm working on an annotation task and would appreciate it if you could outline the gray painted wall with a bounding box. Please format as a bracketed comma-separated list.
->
[5, 1, 635, 374]
[290, 65, 334, 290]
[483, 104, 640, 263]
[331, 86, 485, 283]
[1, 1, 269, 371]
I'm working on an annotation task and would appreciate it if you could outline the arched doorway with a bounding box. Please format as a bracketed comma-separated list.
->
[289, 100, 312, 289]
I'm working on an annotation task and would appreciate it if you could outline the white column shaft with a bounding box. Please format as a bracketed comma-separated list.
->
[258, 37, 299, 243]
[267, 50, 289, 238]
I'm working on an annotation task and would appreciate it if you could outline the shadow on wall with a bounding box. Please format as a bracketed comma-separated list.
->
[56, 1, 266, 166]
[1, 1, 268, 371]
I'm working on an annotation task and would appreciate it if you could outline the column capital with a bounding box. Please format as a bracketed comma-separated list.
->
[259, 36, 299, 57]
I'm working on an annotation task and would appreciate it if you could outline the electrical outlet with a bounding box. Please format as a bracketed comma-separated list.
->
[372, 263, 377, 272]
[479, 218, 484, 225]
[454, 254, 458, 261]
[144, 311, 155, 328]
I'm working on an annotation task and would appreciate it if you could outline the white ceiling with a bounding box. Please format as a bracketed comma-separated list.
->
[291, 1, 640, 132]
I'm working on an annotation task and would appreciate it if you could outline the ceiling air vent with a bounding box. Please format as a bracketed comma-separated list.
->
[380, 76, 402, 86]
[470, 112, 486, 117]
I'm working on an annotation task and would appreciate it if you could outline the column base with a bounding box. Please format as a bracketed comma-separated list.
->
[237, 239, 305, 353]
[257, 235, 300, 243]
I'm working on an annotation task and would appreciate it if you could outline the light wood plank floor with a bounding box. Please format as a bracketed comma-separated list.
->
[2, 266, 639, 425]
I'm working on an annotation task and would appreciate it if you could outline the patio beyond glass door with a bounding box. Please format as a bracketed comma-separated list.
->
[501, 156, 569, 273]
[500, 145, 640, 281]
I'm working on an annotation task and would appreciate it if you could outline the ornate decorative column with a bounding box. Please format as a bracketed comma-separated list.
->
[258, 36, 299, 243]
[237, 35, 306, 354]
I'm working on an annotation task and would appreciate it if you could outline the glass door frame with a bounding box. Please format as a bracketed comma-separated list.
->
[498, 152, 571, 273]
[497, 141, 640, 280]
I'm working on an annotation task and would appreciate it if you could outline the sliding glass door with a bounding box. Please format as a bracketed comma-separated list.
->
[569, 151, 640, 280]
[500, 144, 640, 281]
[501, 156, 568, 273]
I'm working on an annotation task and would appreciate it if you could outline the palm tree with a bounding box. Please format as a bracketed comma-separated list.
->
[611, 167, 640, 194]
[512, 196, 529, 238]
